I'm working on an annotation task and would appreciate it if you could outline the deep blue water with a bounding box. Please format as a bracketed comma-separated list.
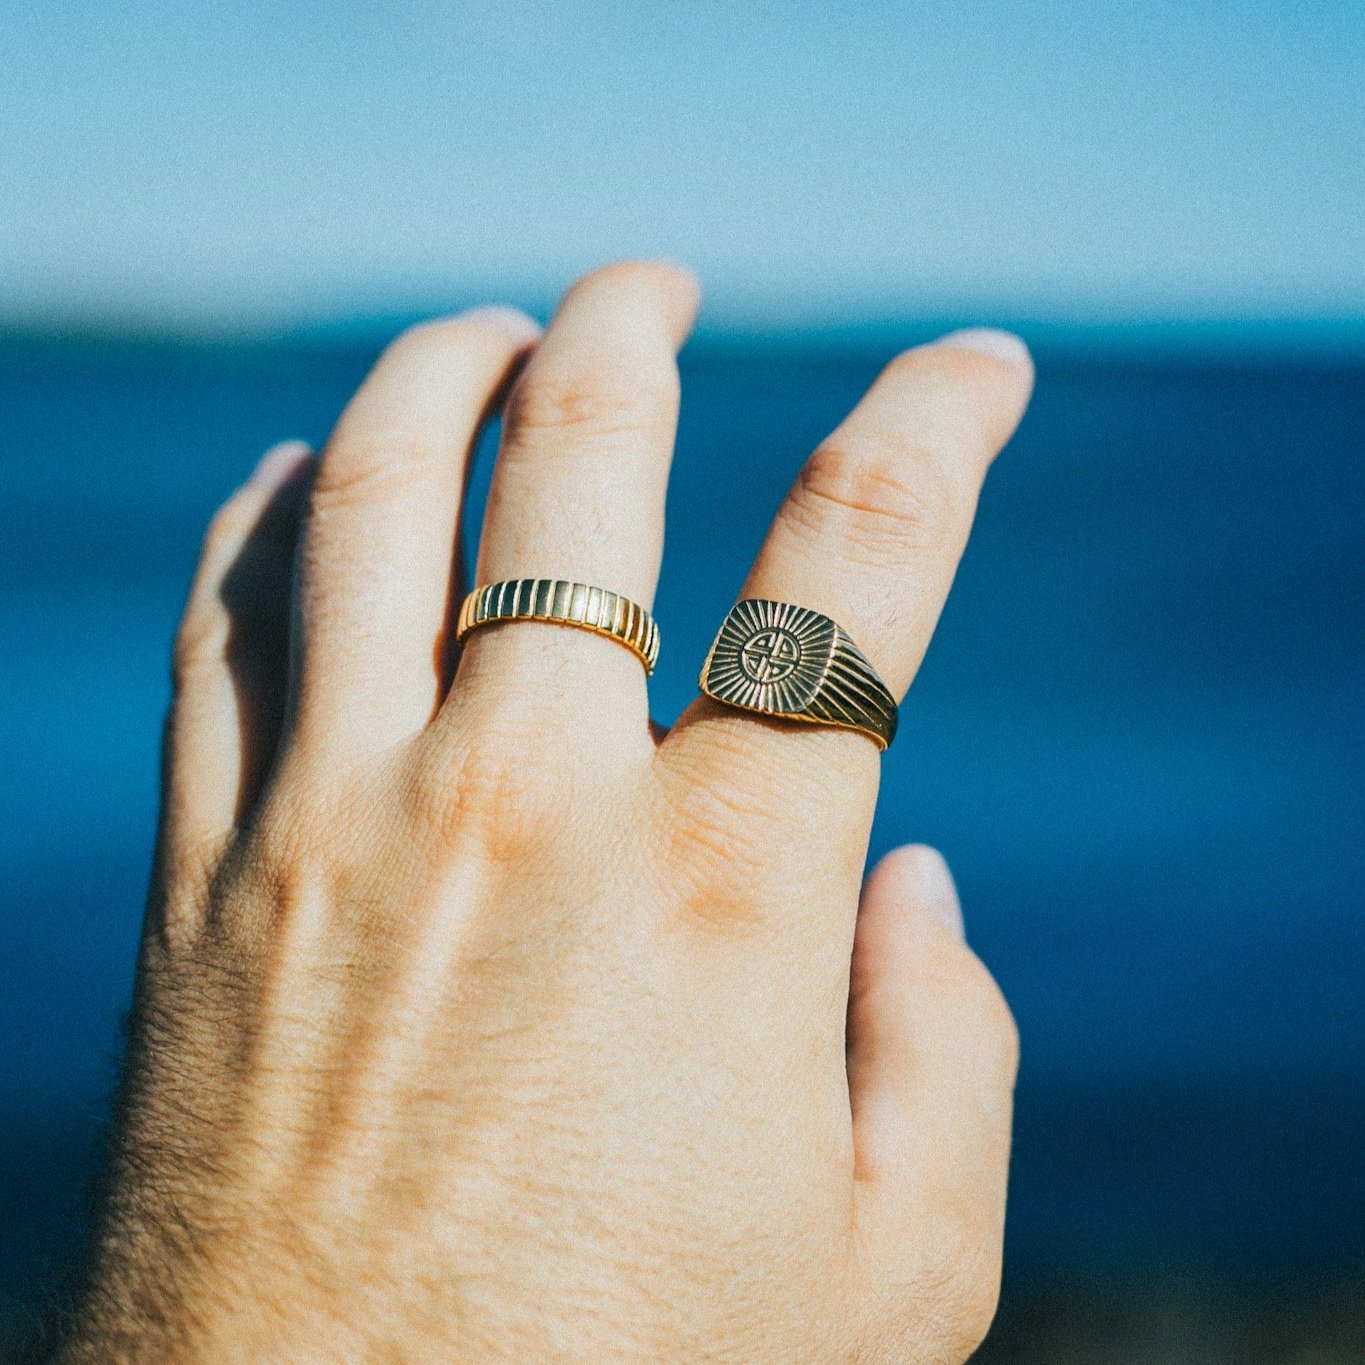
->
[1, 337, 1362, 1315]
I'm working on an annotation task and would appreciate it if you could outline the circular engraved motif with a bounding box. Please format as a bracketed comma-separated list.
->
[702, 599, 837, 715]
[738, 626, 802, 684]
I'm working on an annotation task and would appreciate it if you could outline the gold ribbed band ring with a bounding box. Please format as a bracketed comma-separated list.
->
[456, 578, 660, 674]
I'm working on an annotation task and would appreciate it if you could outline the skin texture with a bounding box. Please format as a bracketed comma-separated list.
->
[57, 263, 1032, 1363]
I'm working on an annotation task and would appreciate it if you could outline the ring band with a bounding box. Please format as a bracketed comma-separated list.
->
[699, 599, 897, 750]
[456, 578, 660, 674]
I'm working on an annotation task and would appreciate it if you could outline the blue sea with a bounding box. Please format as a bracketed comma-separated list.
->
[2, 334, 1363, 1338]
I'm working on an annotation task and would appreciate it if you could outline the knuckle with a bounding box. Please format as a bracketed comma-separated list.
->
[658, 746, 827, 930]
[660, 765, 768, 921]
[505, 361, 678, 446]
[158, 833, 222, 901]
[913, 935, 1020, 1088]
[308, 435, 435, 514]
[942, 1258, 1004, 1357]
[248, 784, 323, 880]
[173, 498, 264, 683]
[901, 1219, 1004, 1361]
[991, 995, 1021, 1082]
[935, 1285, 1002, 1361]
[150, 833, 232, 954]
[416, 732, 559, 863]
[789, 439, 958, 557]
[171, 605, 229, 686]
[232, 798, 349, 935]
[202, 493, 255, 555]
[925, 941, 1020, 1083]
[671, 772, 763, 873]
[960, 956, 1020, 1081]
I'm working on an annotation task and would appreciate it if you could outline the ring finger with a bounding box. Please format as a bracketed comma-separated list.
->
[663, 329, 1033, 835]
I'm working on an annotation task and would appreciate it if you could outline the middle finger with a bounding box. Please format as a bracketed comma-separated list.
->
[452, 261, 699, 715]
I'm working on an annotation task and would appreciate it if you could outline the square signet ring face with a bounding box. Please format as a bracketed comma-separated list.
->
[701, 599, 838, 714]
[699, 599, 898, 751]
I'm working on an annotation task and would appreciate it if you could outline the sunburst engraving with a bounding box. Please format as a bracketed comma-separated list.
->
[701, 599, 837, 715]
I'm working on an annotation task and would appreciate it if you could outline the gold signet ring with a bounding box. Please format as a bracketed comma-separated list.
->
[699, 599, 897, 750]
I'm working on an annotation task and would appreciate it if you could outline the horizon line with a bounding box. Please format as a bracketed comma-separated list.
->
[3, 306, 1364, 364]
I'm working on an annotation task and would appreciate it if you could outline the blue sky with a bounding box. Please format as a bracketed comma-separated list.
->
[1, 0, 1361, 330]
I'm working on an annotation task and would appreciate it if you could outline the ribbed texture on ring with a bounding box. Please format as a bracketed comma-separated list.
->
[456, 578, 659, 673]
[804, 633, 898, 748]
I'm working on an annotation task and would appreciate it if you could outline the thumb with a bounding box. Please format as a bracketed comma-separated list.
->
[847, 845, 1018, 1230]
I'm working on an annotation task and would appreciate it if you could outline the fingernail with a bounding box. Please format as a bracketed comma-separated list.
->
[249, 440, 312, 489]
[932, 327, 1032, 376]
[906, 845, 965, 939]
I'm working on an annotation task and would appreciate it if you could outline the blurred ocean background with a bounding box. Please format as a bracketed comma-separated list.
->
[2, 326, 1362, 1358]
[4, 0, 1364, 1356]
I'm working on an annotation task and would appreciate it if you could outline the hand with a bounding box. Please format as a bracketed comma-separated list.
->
[61, 262, 1031, 1363]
